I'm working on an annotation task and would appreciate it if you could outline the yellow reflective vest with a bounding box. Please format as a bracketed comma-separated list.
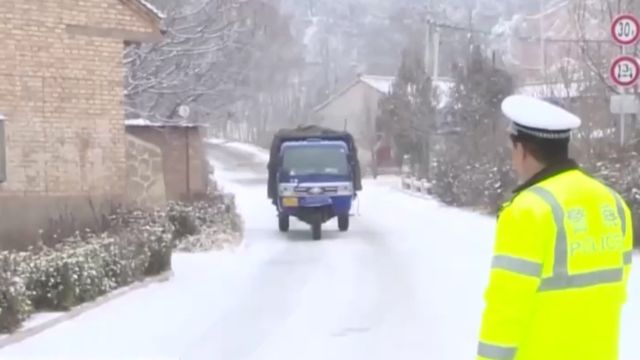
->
[477, 167, 633, 360]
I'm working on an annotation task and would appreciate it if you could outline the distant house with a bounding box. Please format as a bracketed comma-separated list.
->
[125, 119, 209, 207]
[310, 75, 401, 170]
[0, 0, 164, 249]
[311, 74, 456, 169]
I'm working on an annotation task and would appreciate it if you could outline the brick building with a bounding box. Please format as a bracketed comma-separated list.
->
[0, 0, 163, 249]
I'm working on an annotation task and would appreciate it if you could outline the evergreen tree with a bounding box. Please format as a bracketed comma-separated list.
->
[375, 31, 436, 177]
[431, 44, 515, 208]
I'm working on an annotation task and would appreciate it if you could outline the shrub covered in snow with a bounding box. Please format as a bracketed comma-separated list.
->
[427, 47, 515, 213]
[107, 208, 175, 277]
[169, 192, 243, 252]
[588, 153, 640, 248]
[0, 252, 32, 333]
[0, 186, 243, 333]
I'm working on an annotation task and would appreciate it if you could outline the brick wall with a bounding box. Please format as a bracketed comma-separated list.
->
[0, 0, 157, 248]
[126, 126, 209, 202]
[126, 134, 166, 208]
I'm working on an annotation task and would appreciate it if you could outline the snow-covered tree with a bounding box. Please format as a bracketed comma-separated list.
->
[376, 31, 436, 178]
[125, 0, 303, 128]
[430, 44, 514, 208]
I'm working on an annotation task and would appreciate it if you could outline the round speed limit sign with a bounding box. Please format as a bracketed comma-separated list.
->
[610, 55, 640, 87]
[611, 14, 640, 46]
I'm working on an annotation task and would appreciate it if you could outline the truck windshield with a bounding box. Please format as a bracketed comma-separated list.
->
[282, 145, 349, 176]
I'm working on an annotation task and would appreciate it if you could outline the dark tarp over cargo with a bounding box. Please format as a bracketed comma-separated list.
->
[267, 125, 363, 199]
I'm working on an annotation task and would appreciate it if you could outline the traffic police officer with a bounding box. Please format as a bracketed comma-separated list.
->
[477, 95, 633, 360]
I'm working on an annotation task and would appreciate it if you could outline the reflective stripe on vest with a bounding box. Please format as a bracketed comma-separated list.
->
[608, 188, 627, 238]
[492, 255, 542, 278]
[528, 186, 627, 292]
[477, 341, 517, 360]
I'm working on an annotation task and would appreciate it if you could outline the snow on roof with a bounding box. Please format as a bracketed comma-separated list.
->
[313, 75, 459, 113]
[135, 0, 165, 20]
[360, 75, 395, 94]
[516, 82, 589, 98]
[312, 74, 394, 113]
[125, 118, 203, 128]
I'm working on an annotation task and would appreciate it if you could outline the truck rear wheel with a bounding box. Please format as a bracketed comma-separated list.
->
[311, 222, 322, 240]
[278, 214, 289, 232]
[338, 215, 349, 232]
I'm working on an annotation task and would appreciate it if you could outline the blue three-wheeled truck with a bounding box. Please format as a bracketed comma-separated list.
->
[267, 126, 363, 240]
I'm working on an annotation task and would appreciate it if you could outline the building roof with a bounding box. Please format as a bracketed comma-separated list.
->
[314, 75, 467, 114]
[120, 0, 165, 28]
[135, 0, 165, 20]
[360, 75, 395, 94]
[313, 74, 394, 114]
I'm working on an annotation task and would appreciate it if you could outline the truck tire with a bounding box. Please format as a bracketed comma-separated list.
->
[278, 214, 289, 232]
[338, 215, 349, 232]
[311, 222, 322, 240]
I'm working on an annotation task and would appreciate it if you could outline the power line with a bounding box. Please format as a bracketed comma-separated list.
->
[428, 20, 611, 44]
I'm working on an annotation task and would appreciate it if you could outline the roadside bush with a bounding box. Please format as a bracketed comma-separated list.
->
[0, 252, 32, 333]
[0, 185, 243, 333]
[108, 208, 174, 277]
[169, 192, 243, 252]
[20, 232, 156, 311]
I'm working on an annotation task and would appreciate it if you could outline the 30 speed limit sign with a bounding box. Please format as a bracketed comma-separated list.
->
[610, 55, 640, 87]
[611, 14, 640, 46]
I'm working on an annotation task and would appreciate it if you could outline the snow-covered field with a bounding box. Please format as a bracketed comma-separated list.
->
[1, 141, 639, 359]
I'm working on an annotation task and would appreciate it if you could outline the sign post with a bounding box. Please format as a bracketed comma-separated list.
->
[610, 14, 640, 145]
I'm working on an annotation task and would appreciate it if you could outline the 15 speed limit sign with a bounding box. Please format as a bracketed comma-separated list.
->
[611, 14, 640, 46]
[610, 55, 640, 87]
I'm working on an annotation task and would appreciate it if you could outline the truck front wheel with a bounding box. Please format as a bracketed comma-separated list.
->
[278, 214, 289, 232]
[338, 215, 349, 232]
[311, 221, 322, 240]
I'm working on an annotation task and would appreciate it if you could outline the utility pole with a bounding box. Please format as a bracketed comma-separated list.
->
[433, 28, 440, 80]
[540, 0, 547, 82]
[425, 20, 433, 75]
[424, 20, 440, 79]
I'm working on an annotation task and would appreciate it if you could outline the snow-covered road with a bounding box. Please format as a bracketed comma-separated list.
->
[2, 141, 639, 359]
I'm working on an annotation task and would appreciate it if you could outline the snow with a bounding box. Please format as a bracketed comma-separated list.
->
[124, 118, 202, 128]
[207, 138, 270, 163]
[136, 0, 165, 20]
[0, 250, 256, 360]
[360, 75, 395, 94]
[303, 17, 319, 47]
[21, 312, 64, 329]
[517, 81, 589, 99]
[1, 141, 639, 359]
[432, 79, 455, 109]
[0, 313, 63, 342]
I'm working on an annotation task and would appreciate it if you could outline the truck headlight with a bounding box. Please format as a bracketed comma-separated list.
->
[338, 184, 352, 194]
[279, 185, 294, 195]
